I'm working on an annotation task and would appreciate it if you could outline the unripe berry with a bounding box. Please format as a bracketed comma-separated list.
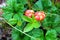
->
[34, 11, 45, 21]
[25, 10, 34, 17]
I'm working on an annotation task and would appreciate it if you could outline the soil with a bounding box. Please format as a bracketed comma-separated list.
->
[0, 17, 11, 40]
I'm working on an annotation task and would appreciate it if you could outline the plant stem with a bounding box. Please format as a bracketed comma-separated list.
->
[3, 18, 36, 40]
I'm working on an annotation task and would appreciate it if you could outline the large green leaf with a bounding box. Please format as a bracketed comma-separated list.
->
[22, 16, 32, 22]
[3, 13, 13, 20]
[12, 26, 22, 40]
[32, 0, 43, 11]
[24, 21, 41, 32]
[31, 29, 44, 40]
[13, 14, 20, 20]
[12, 33, 21, 40]
[23, 36, 30, 40]
[8, 18, 17, 25]
[24, 23, 34, 32]
[45, 29, 57, 40]
[33, 20, 41, 28]
[42, 0, 52, 8]
[54, 27, 60, 34]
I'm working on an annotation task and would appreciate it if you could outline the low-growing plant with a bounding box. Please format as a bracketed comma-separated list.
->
[2, 0, 60, 40]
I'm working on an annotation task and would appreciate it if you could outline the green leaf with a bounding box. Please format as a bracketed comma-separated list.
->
[13, 14, 22, 26]
[54, 27, 60, 34]
[22, 16, 32, 22]
[3, 6, 13, 13]
[51, 6, 57, 12]
[13, 14, 20, 20]
[6, 0, 17, 7]
[33, 21, 41, 28]
[14, 4, 24, 12]
[53, 15, 60, 27]
[32, 0, 43, 11]
[12, 26, 21, 40]
[24, 23, 34, 32]
[48, 6, 57, 12]
[31, 38, 40, 40]
[31, 29, 44, 40]
[17, 0, 27, 5]
[46, 29, 57, 40]
[42, 13, 58, 29]
[12, 33, 21, 40]
[24, 21, 41, 32]
[23, 36, 30, 40]
[17, 20, 22, 26]
[8, 18, 17, 25]
[3, 13, 13, 20]
[42, 0, 52, 8]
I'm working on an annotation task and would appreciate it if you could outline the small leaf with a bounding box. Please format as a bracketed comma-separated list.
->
[17, 20, 22, 26]
[24, 23, 34, 32]
[8, 19, 17, 25]
[22, 16, 32, 22]
[13, 14, 20, 20]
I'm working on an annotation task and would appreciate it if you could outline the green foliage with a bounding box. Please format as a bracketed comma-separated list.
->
[2, 13, 13, 20]
[54, 27, 60, 34]
[22, 15, 41, 32]
[32, 21, 40, 28]
[42, 13, 60, 30]
[2, 0, 60, 40]
[45, 29, 57, 40]
[24, 23, 34, 32]
[31, 29, 44, 40]
[8, 18, 17, 25]
[42, 0, 52, 8]
[12, 26, 22, 40]
[23, 36, 30, 40]
[13, 14, 22, 26]
[32, 0, 43, 11]
[24, 21, 40, 32]
[53, 15, 60, 27]
[12, 22, 26, 40]
[22, 16, 32, 22]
